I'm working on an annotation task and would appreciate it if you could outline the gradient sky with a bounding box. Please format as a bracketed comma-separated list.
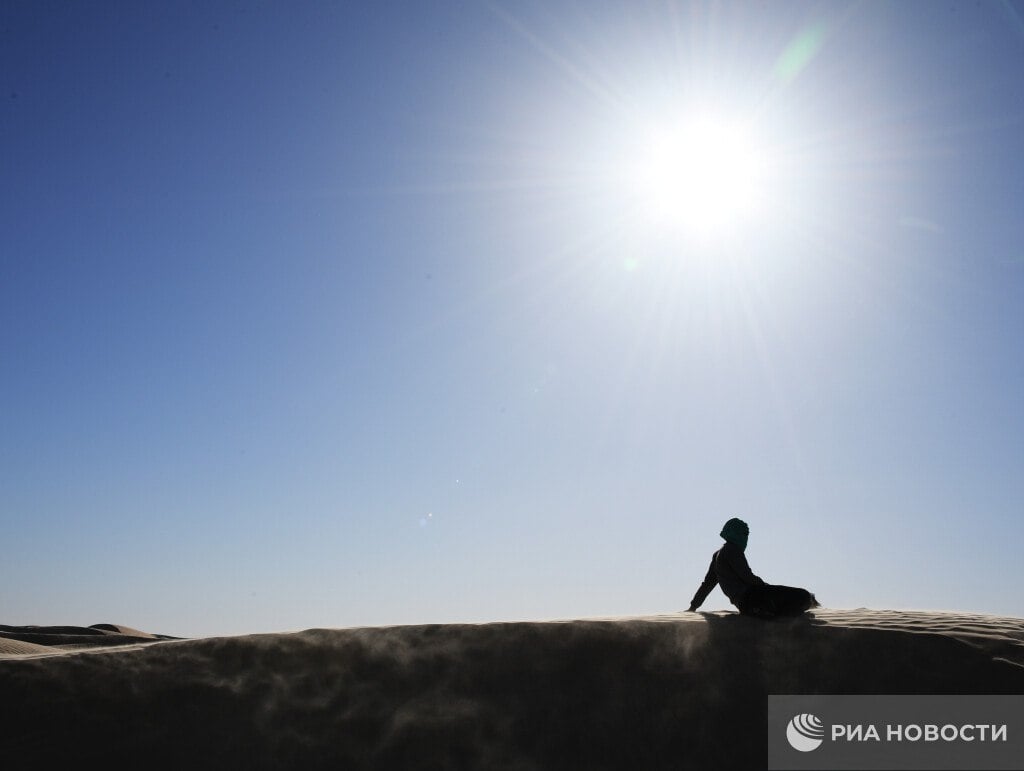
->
[3, 1, 1023, 638]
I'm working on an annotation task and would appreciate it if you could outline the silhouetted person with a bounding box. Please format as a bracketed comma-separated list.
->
[687, 518, 818, 618]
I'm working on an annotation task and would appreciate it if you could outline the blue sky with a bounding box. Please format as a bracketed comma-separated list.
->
[2, 1, 1023, 637]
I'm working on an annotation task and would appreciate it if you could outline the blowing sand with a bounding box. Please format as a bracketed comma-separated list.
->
[2, 609, 1022, 769]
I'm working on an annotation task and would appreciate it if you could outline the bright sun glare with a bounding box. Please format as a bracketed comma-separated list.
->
[627, 113, 767, 237]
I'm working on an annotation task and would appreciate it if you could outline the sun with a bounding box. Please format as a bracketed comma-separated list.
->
[626, 112, 768, 238]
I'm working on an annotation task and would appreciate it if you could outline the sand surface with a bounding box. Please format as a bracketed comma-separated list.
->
[2, 609, 1022, 769]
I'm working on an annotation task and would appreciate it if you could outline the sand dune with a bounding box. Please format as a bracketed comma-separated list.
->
[0, 622, 178, 650]
[2, 609, 1022, 769]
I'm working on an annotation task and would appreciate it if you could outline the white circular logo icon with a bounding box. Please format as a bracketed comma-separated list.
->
[786, 713, 824, 752]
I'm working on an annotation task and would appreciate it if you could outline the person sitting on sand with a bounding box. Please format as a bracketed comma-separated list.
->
[687, 518, 818, 618]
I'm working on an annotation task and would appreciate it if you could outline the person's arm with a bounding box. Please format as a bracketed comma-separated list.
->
[688, 557, 718, 611]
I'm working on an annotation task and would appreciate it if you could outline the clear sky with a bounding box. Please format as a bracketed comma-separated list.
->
[2, 1, 1023, 638]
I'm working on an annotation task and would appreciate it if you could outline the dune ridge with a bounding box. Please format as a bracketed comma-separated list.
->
[2, 608, 1022, 769]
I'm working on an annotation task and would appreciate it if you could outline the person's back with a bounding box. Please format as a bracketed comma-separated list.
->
[710, 540, 765, 605]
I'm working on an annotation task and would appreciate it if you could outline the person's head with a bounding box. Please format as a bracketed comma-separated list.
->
[720, 518, 749, 550]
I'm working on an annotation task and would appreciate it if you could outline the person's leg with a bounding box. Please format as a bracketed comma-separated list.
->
[737, 585, 776, 618]
[764, 585, 817, 615]
[739, 585, 818, 617]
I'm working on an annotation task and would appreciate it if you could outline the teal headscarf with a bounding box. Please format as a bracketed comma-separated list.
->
[720, 518, 749, 551]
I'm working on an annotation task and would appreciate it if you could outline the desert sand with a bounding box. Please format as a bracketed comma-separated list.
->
[2, 609, 1023, 769]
